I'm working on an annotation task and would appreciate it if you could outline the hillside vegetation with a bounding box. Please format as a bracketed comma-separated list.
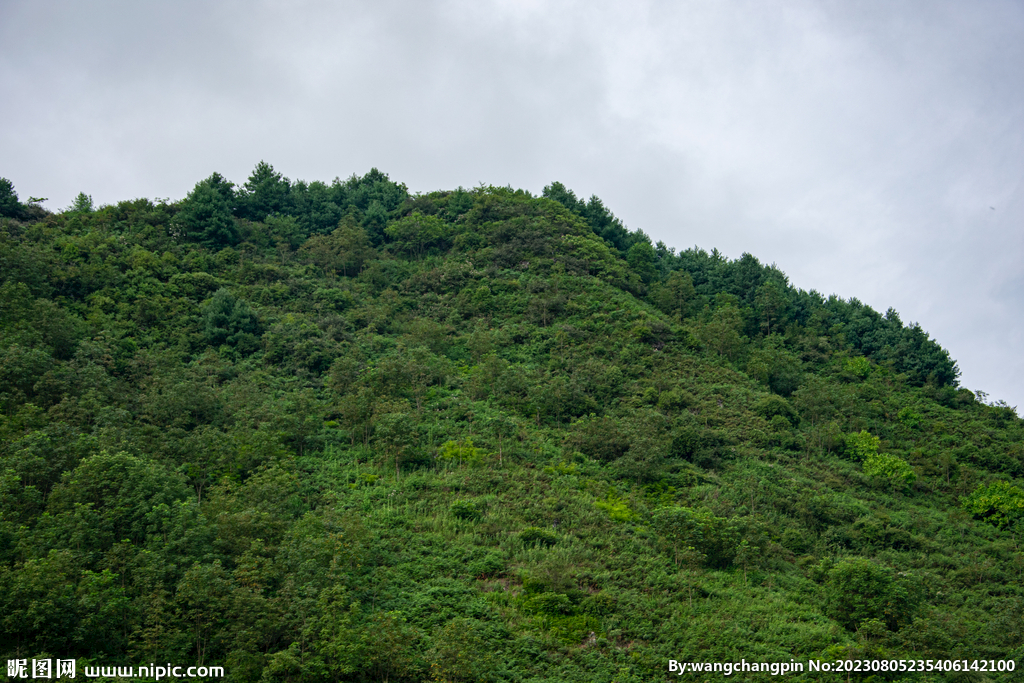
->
[1, 166, 1022, 682]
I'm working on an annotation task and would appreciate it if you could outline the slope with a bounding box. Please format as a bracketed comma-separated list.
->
[0, 166, 1022, 682]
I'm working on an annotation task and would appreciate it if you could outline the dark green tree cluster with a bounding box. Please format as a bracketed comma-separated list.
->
[542, 181, 643, 256]
[0, 178, 48, 222]
[0, 178, 21, 218]
[174, 163, 409, 249]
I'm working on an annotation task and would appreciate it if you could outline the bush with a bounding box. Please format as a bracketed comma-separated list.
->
[669, 428, 702, 460]
[467, 552, 504, 578]
[439, 439, 486, 467]
[594, 493, 637, 522]
[747, 341, 802, 396]
[962, 480, 1024, 529]
[450, 500, 481, 521]
[897, 406, 921, 428]
[580, 592, 617, 616]
[565, 415, 629, 462]
[519, 526, 558, 548]
[843, 356, 871, 379]
[753, 395, 799, 426]
[202, 288, 261, 353]
[863, 453, 916, 491]
[525, 593, 573, 616]
[845, 430, 880, 461]
[651, 506, 738, 568]
[826, 558, 919, 631]
[657, 389, 693, 412]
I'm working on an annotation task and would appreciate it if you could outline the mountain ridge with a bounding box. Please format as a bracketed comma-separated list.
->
[1, 165, 1021, 682]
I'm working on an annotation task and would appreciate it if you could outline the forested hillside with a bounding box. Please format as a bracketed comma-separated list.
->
[1, 165, 1022, 682]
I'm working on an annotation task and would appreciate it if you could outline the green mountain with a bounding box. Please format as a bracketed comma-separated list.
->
[1, 165, 1022, 682]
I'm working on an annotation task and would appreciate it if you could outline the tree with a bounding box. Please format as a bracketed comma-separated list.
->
[374, 409, 416, 478]
[427, 619, 495, 683]
[962, 481, 1024, 529]
[734, 538, 754, 585]
[0, 177, 24, 218]
[439, 439, 486, 469]
[752, 394, 800, 426]
[565, 414, 629, 463]
[695, 303, 745, 360]
[652, 270, 696, 319]
[652, 506, 738, 569]
[175, 561, 232, 666]
[541, 181, 584, 214]
[69, 192, 94, 214]
[845, 430, 880, 461]
[236, 161, 292, 220]
[290, 179, 343, 234]
[180, 426, 235, 503]
[863, 452, 916, 492]
[616, 408, 672, 483]
[76, 568, 132, 656]
[202, 289, 261, 353]
[585, 195, 633, 253]
[362, 611, 423, 681]
[483, 413, 516, 465]
[825, 558, 919, 631]
[338, 386, 376, 447]
[791, 376, 854, 433]
[843, 356, 871, 380]
[626, 239, 658, 284]
[384, 210, 451, 258]
[176, 173, 238, 247]
[44, 451, 190, 550]
[298, 217, 374, 277]
[362, 200, 389, 244]
[755, 280, 786, 335]
[263, 214, 305, 251]
[746, 335, 802, 396]
[0, 549, 80, 654]
[287, 585, 362, 679]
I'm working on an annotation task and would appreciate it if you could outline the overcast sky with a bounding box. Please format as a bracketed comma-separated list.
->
[2, 0, 1022, 409]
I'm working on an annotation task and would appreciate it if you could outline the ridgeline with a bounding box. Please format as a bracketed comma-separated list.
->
[1, 165, 1022, 682]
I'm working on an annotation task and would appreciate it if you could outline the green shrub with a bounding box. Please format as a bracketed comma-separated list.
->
[439, 439, 486, 466]
[747, 340, 802, 396]
[845, 430, 880, 461]
[843, 356, 871, 379]
[657, 389, 693, 412]
[826, 558, 919, 631]
[467, 552, 504, 578]
[594, 492, 637, 522]
[202, 288, 261, 353]
[525, 592, 573, 616]
[565, 415, 629, 462]
[580, 592, 617, 616]
[450, 500, 481, 521]
[753, 395, 799, 426]
[651, 506, 738, 568]
[669, 428, 702, 461]
[962, 480, 1024, 529]
[863, 453, 916, 491]
[780, 528, 811, 554]
[519, 526, 558, 548]
[897, 406, 921, 428]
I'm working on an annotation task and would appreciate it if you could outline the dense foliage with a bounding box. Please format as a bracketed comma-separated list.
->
[1, 166, 1022, 682]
